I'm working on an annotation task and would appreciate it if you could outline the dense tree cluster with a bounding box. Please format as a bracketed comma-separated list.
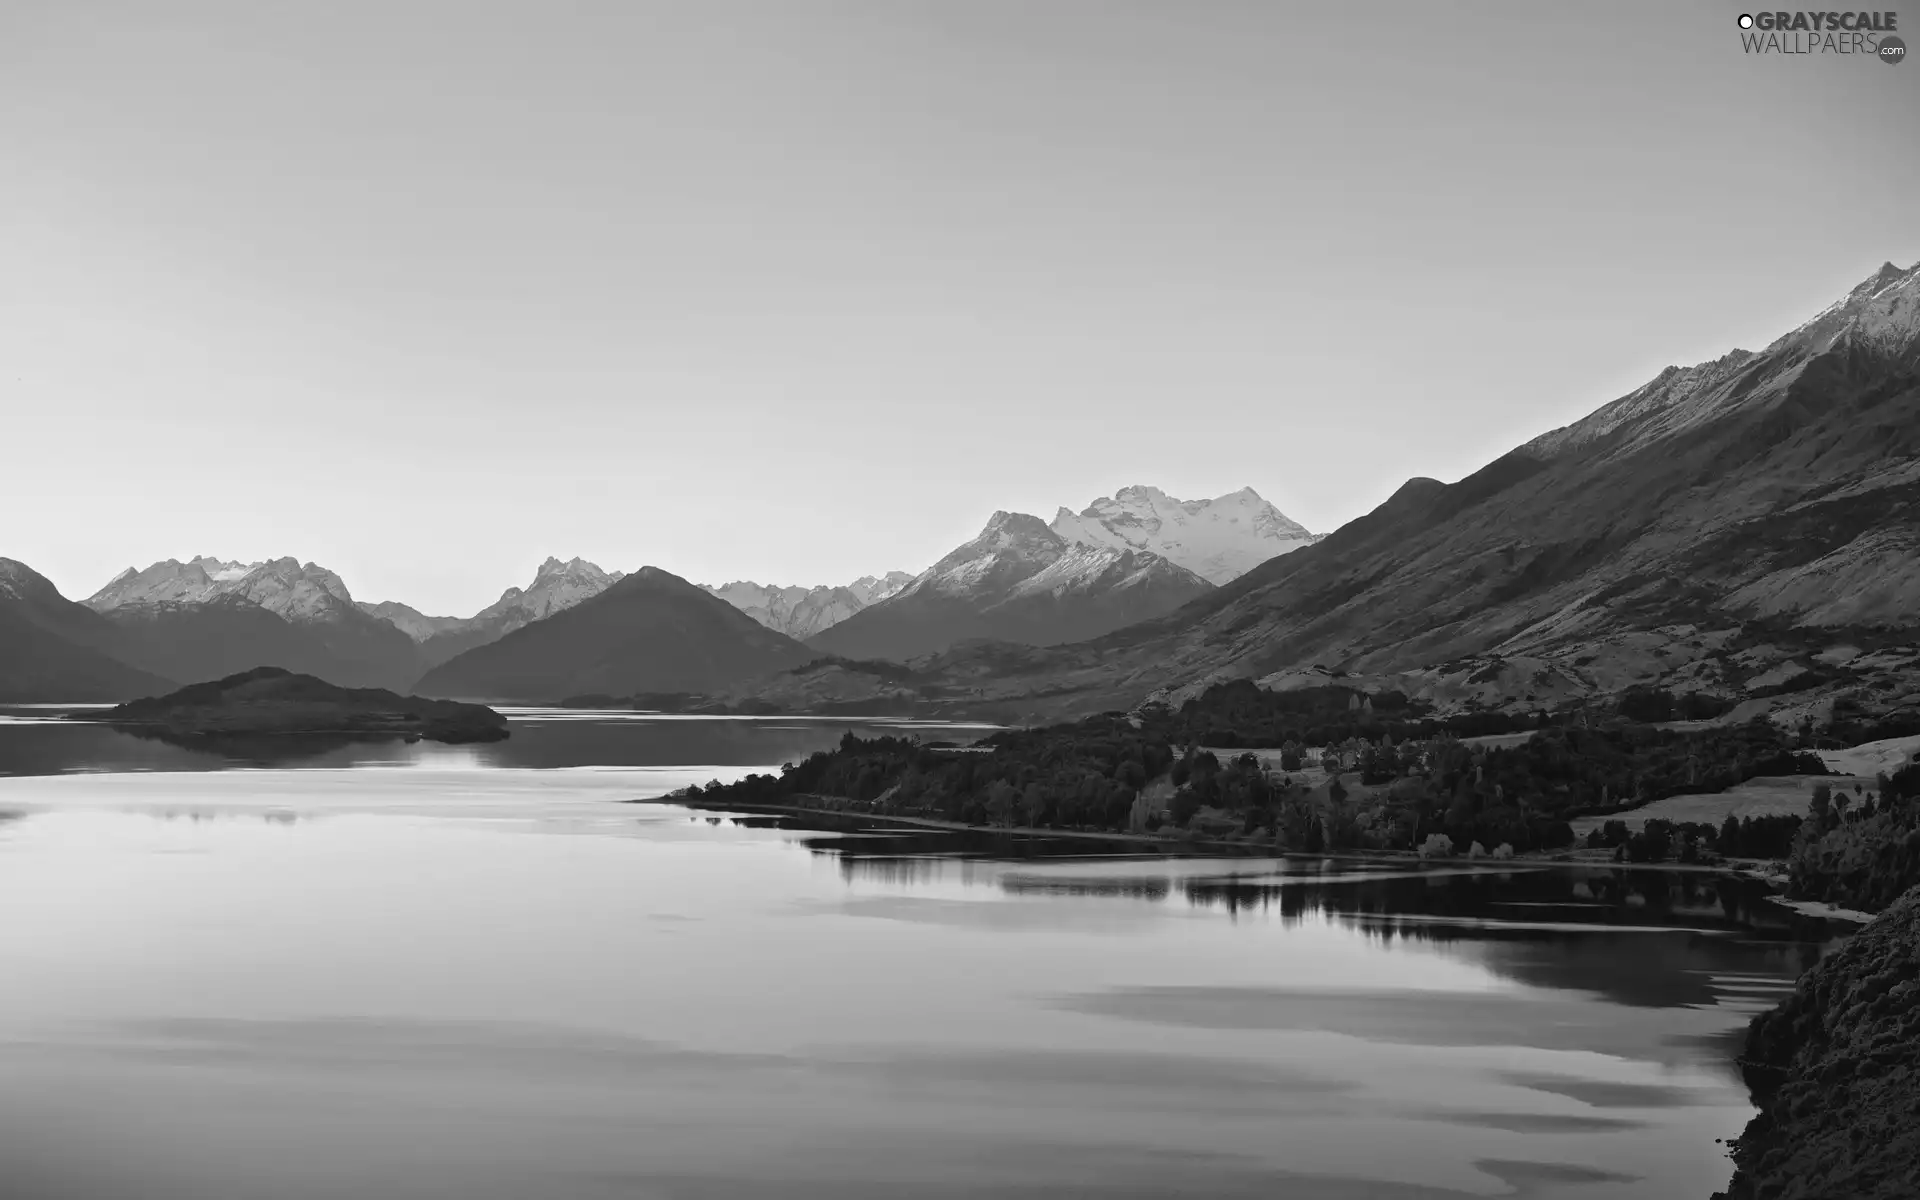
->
[1161, 681, 1552, 748]
[690, 720, 1174, 831]
[1815, 695, 1920, 749]
[1582, 813, 1802, 863]
[1613, 686, 1734, 723]
[1462, 719, 1825, 813]
[687, 684, 1841, 862]
[1788, 765, 1920, 912]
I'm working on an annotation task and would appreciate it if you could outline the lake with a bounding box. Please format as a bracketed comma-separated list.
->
[0, 708, 1840, 1199]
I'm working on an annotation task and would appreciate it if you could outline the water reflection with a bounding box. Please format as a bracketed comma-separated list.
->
[798, 831, 1839, 1024]
[0, 768, 1840, 1200]
[0, 707, 994, 777]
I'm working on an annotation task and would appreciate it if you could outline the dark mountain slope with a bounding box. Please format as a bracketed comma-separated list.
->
[0, 559, 174, 702]
[96, 593, 346, 686]
[878, 261, 1920, 719]
[414, 567, 817, 701]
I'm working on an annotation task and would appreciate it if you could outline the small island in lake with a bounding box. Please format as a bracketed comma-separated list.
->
[83, 666, 510, 744]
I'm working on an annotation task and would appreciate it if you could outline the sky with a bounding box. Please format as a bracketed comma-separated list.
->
[4, 1, 1917, 616]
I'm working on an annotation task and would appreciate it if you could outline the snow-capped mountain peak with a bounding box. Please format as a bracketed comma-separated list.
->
[904, 512, 1067, 599]
[473, 557, 626, 627]
[85, 556, 356, 621]
[998, 544, 1209, 605]
[1049, 486, 1317, 585]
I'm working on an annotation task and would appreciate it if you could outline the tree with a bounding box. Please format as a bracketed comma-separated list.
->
[1809, 783, 1834, 832]
[986, 781, 1017, 827]
[1023, 782, 1049, 827]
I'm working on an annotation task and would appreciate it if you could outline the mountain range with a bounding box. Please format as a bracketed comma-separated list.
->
[1050, 485, 1321, 584]
[85, 557, 418, 690]
[699, 572, 914, 640]
[806, 511, 1218, 661]
[700, 486, 1313, 648]
[6, 261, 1914, 721]
[365, 557, 628, 668]
[413, 567, 818, 700]
[803, 260, 1920, 723]
[3, 483, 1307, 703]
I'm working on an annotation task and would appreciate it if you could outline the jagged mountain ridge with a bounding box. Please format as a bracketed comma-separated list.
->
[701, 571, 912, 640]
[391, 557, 628, 668]
[89, 555, 353, 621]
[1050, 485, 1318, 585]
[414, 566, 818, 701]
[848, 260, 1920, 719]
[84, 556, 417, 690]
[805, 511, 1214, 662]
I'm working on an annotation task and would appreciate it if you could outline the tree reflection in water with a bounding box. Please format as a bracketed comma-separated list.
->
[794, 820, 1844, 1020]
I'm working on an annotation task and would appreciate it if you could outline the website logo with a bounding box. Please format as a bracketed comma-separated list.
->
[1736, 10, 1904, 59]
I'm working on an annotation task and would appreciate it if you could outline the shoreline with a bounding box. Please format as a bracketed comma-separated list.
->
[642, 796, 1808, 882]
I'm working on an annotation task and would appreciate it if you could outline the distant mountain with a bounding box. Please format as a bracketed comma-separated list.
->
[1050, 485, 1318, 584]
[867, 259, 1920, 720]
[701, 571, 913, 639]
[396, 557, 626, 668]
[354, 600, 469, 643]
[87, 557, 417, 690]
[805, 511, 1213, 662]
[414, 566, 818, 701]
[0, 558, 174, 702]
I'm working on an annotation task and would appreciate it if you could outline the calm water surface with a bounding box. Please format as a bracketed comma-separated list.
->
[0, 710, 1838, 1199]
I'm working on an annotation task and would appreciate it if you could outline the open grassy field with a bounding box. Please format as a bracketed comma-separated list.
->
[1818, 734, 1920, 778]
[1568, 773, 1875, 836]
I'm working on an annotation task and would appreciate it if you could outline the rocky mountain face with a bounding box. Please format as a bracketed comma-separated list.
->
[806, 511, 1214, 662]
[398, 557, 626, 668]
[1051, 485, 1319, 585]
[85, 557, 417, 691]
[414, 567, 818, 701]
[0, 558, 175, 701]
[816, 260, 1920, 721]
[847, 572, 915, 605]
[701, 571, 914, 640]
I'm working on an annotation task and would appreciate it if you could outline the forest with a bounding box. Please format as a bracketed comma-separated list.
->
[685, 681, 1835, 859]
[1787, 764, 1920, 912]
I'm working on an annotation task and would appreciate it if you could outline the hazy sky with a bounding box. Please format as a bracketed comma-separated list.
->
[4, 2, 1916, 615]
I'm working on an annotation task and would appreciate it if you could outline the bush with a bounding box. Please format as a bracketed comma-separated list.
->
[1419, 833, 1455, 859]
